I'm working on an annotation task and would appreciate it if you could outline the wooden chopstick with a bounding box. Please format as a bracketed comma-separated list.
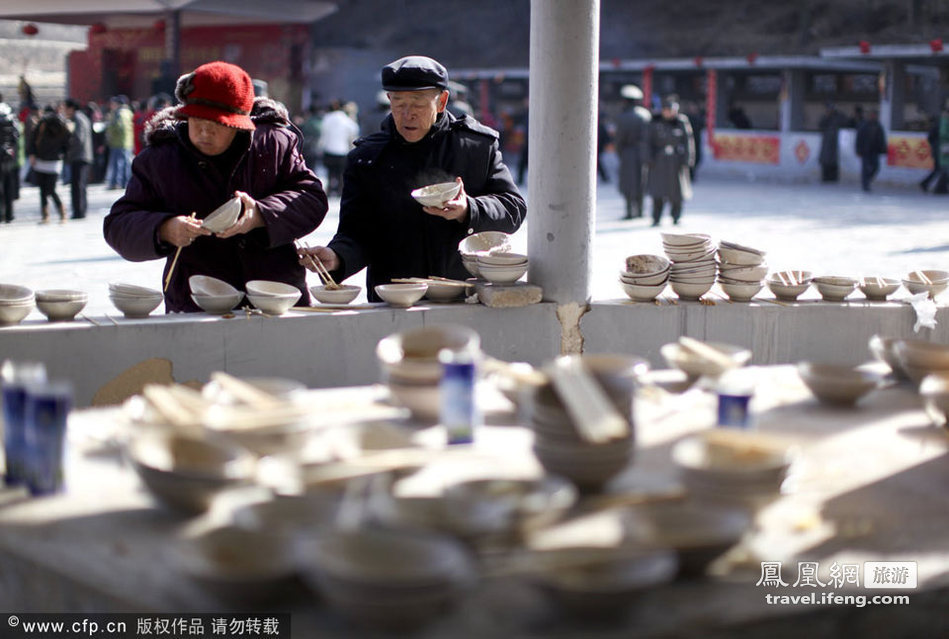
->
[296, 240, 340, 289]
[164, 212, 196, 293]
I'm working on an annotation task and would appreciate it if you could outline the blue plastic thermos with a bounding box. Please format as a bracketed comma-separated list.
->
[23, 381, 72, 496]
[439, 348, 479, 445]
[2, 361, 47, 486]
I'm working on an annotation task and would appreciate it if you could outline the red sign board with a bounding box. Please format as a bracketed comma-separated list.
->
[887, 135, 933, 169]
[712, 134, 781, 164]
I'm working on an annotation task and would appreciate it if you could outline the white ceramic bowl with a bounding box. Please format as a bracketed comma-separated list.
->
[813, 276, 857, 302]
[767, 274, 812, 301]
[718, 264, 769, 282]
[191, 292, 243, 315]
[717, 246, 765, 266]
[375, 283, 428, 307]
[423, 281, 470, 303]
[189, 275, 240, 297]
[461, 255, 480, 278]
[670, 280, 714, 300]
[110, 293, 163, 318]
[201, 197, 242, 233]
[127, 430, 256, 514]
[173, 522, 297, 601]
[620, 281, 666, 302]
[625, 254, 671, 276]
[476, 261, 529, 284]
[245, 280, 300, 297]
[902, 270, 949, 297]
[661, 232, 711, 247]
[858, 277, 900, 301]
[376, 324, 480, 384]
[310, 284, 361, 304]
[797, 362, 881, 405]
[108, 282, 161, 298]
[459, 231, 510, 255]
[247, 291, 300, 315]
[621, 270, 669, 286]
[661, 341, 752, 378]
[0, 283, 35, 303]
[411, 181, 462, 207]
[720, 281, 763, 302]
[0, 301, 34, 325]
[477, 252, 528, 266]
[36, 290, 88, 321]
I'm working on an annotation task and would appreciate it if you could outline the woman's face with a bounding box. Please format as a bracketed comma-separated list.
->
[187, 117, 238, 156]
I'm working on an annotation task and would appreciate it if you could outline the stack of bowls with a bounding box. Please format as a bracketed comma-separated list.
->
[476, 252, 529, 285]
[892, 338, 949, 385]
[661, 233, 716, 300]
[902, 270, 949, 298]
[619, 254, 670, 302]
[0, 284, 35, 326]
[716, 241, 768, 302]
[672, 430, 793, 513]
[245, 280, 301, 315]
[298, 527, 476, 631]
[126, 429, 256, 514]
[189, 275, 244, 314]
[767, 270, 813, 301]
[530, 354, 646, 491]
[376, 324, 480, 421]
[458, 231, 511, 278]
[35, 289, 87, 322]
[813, 276, 857, 302]
[108, 282, 163, 318]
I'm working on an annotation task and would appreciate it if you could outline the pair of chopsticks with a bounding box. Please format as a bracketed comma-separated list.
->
[295, 240, 340, 289]
[164, 212, 196, 292]
[914, 270, 932, 286]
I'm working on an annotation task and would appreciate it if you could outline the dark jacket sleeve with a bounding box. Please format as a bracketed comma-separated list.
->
[465, 137, 527, 235]
[327, 155, 371, 280]
[253, 126, 328, 248]
[103, 151, 178, 262]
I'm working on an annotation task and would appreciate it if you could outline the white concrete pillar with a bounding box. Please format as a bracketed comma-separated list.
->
[780, 69, 805, 133]
[527, 0, 600, 306]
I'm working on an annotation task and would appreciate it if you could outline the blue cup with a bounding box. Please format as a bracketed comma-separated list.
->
[2, 361, 47, 486]
[23, 381, 72, 496]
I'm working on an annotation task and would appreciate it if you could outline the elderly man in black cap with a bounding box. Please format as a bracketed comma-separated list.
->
[614, 84, 652, 220]
[645, 94, 694, 226]
[300, 55, 526, 301]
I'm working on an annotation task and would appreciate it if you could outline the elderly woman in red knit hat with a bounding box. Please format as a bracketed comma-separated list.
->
[103, 61, 328, 312]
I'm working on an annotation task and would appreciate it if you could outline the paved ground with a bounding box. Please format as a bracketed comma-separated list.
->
[2, 162, 947, 317]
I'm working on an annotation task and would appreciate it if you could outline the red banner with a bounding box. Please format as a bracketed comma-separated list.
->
[887, 135, 933, 169]
[712, 134, 781, 164]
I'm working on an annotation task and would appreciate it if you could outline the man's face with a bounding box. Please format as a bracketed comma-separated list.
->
[187, 117, 238, 156]
[388, 89, 448, 143]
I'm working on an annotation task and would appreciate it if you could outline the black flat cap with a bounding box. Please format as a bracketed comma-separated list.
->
[381, 56, 449, 92]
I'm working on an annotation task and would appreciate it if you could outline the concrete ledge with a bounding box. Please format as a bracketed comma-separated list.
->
[3, 298, 946, 407]
[584, 298, 948, 368]
[0, 304, 562, 407]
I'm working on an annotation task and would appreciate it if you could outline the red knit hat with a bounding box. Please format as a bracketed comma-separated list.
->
[174, 61, 255, 130]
